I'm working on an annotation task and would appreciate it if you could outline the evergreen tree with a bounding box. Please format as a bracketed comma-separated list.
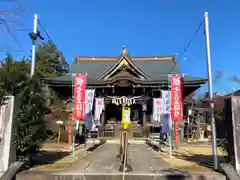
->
[36, 41, 68, 77]
[0, 48, 68, 159]
[0, 55, 29, 95]
[0, 55, 28, 106]
[14, 78, 48, 159]
[0, 81, 7, 107]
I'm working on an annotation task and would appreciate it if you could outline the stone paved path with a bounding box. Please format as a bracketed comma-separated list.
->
[66, 143, 171, 174]
[16, 142, 227, 180]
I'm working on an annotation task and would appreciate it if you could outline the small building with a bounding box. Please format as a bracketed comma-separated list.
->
[42, 47, 207, 138]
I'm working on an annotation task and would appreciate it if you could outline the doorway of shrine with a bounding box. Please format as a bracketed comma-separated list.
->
[105, 103, 142, 125]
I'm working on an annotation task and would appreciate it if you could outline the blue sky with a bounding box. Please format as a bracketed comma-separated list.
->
[1, 0, 240, 94]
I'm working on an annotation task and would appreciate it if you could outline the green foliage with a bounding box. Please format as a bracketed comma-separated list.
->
[0, 82, 7, 107]
[0, 55, 29, 106]
[34, 41, 69, 107]
[0, 55, 29, 95]
[14, 78, 48, 158]
[36, 41, 68, 77]
[0, 42, 69, 159]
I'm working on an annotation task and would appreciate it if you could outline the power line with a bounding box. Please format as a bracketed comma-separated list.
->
[0, 18, 20, 44]
[37, 19, 63, 59]
[37, 19, 54, 46]
[36, 18, 69, 72]
[181, 18, 204, 59]
[168, 17, 205, 74]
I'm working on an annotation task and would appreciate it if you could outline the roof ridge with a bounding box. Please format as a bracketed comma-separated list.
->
[76, 55, 175, 61]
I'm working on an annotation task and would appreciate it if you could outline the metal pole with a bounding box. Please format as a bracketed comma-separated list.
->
[119, 131, 123, 161]
[122, 130, 128, 180]
[204, 12, 218, 169]
[168, 75, 172, 158]
[30, 14, 38, 77]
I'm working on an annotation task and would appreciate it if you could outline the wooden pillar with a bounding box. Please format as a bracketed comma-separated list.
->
[68, 112, 72, 149]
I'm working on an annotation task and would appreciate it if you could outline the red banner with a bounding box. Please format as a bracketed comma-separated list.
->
[170, 75, 184, 121]
[73, 74, 87, 120]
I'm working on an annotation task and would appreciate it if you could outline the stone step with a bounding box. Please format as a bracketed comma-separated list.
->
[105, 139, 146, 144]
[16, 171, 226, 180]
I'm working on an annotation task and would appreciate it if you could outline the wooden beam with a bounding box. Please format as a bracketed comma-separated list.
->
[192, 107, 211, 112]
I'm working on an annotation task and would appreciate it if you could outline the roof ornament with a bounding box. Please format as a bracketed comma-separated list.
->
[121, 46, 128, 56]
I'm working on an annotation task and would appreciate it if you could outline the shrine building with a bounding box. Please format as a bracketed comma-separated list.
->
[42, 47, 207, 138]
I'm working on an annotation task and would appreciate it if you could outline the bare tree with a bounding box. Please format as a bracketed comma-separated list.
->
[0, 1, 26, 54]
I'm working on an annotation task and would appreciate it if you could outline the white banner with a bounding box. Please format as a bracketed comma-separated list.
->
[161, 90, 172, 132]
[152, 98, 162, 123]
[85, 89, 95, 114]
[94, 98, 104, 125]
[85, 89, 95, 131]
[161, 90, 170, 114]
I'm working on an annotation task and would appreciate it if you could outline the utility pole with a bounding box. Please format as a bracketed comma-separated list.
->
[204, 12, 218, 170]
[30, 14, 38, 77]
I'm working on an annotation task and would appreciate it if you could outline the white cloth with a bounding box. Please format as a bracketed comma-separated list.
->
[94, 98, 104, 125]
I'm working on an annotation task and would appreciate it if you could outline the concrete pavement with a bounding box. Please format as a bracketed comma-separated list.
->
[16, 142, 227, 180]
[66, 143, 171, 174]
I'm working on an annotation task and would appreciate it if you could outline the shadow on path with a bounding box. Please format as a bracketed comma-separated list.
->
[17, 150, 70, 171]
[174, 154, 225, 169]
[160, 168, 219, 180]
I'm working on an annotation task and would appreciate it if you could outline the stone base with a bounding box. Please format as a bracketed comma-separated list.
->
[119, 164, 132, 172]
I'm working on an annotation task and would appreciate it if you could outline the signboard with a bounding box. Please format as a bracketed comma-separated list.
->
[73, 74, 87, 120]
[170, 75, 184, 121]
[231, 96, 240, 174]
[122, 107, 131, 129]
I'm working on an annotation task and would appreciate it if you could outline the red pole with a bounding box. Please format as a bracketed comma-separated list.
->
[175, 120, 180, 148]
[68, 112, 72, 150]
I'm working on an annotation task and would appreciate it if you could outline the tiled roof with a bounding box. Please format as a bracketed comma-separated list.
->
[42, 48, 207, 86]
[70, 58, 179, 80]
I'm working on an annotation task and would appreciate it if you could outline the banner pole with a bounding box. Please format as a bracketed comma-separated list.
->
[72, 74, 75, 156]
[174, 120, 179, 148]
[68, 112, 72, 150]
[168, 74, 172, 159]
[84, 73, 88, 148]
